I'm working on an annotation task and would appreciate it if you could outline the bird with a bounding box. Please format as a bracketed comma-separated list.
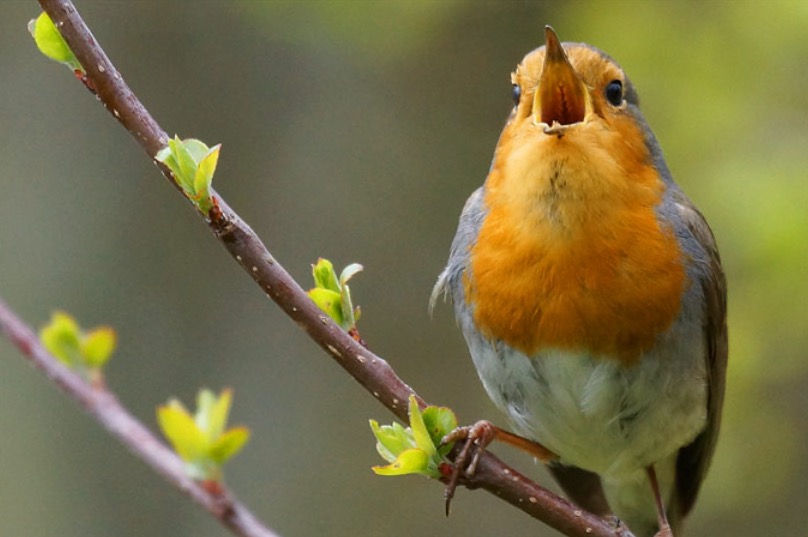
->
[431, 26, 727, 537]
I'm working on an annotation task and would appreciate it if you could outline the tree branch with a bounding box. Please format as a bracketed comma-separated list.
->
[28, 1, 628, 536]
[0, 298, 280, 537]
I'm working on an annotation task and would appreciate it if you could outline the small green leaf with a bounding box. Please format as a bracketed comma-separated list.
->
[338, 264, 362, 329]
[307, 287, 344, 325]
[339, 263, 364, 286]
[370, 420, 415, 463]
[39, 311, 82, 367]
[182, 139, 211, 162]
[193, 144, 220, 211]
[156, 138, 182, 182]
[421, 405, 458, 456]
[40, 312, 118, 373]
[308, 258, 363, 331]
[170, 137, 198, 192]
[158, 389, 250, 482]
[157, 401, 208, 462]
[339, 285, 356, 330]
[408, 396, 437, 459]
[155, 145, 173, 165]
[28, 12, 83, 72]
[81, 327, 117, 368]
[312, 258, 339, 292]
[372, 448, 430, 476]
[210, 426, 251, 463]
[369, 398, 458, 479]
[206, 388, 232, 442]
[155, 137, 220, 213]
[194, 389, 217, 433]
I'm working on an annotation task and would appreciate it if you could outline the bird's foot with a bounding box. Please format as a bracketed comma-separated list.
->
[440, 420, 498, 515]
[653, 525, 673, 537]
[439, 420, 557, 515]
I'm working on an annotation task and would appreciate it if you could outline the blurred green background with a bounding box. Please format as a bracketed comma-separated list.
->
[1, 1, 806, 536]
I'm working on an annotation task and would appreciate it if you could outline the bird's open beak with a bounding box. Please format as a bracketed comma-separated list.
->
[534, 26, 591, 134]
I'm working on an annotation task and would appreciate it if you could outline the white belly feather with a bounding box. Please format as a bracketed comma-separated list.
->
[466, 328, 707, 476]
[461, 314, 708, 526]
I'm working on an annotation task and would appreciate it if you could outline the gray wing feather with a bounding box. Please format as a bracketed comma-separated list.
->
[430, 187, 486, 314]
[671, 196, 728, 522]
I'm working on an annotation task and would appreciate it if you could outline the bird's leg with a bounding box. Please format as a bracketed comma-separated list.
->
[646, 465, 673, 537]
[440, 420, 557, 514]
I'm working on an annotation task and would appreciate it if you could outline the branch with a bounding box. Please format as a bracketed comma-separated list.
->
[30, 2, 626, 536]
[0, 298, 279, 537]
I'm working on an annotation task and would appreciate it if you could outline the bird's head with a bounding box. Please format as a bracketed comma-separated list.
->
[510, 26, 640, 138]
[490, 26, 665, 207]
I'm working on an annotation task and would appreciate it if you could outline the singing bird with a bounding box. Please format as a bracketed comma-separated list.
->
[432, 27, 727, 537]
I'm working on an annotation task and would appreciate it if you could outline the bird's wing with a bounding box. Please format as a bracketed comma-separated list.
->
[672, 196, 728, 519]
[430, 187, 486, 313]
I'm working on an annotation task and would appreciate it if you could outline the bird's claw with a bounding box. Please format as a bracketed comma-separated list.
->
[653, 525, 673, 537]
[440, 420, 499, 515]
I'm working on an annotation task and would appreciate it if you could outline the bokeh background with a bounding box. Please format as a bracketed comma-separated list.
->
[1, 1, 806, 536]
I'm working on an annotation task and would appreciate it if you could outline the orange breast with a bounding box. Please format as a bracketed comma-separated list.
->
[466, 130, 686, 363]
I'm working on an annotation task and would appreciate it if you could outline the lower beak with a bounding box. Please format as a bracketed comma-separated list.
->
[534, 27, 589, 130]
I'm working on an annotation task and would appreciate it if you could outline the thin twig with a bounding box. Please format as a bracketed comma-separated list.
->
[0, 298, 280, 537]
[29, 1, 626, 536]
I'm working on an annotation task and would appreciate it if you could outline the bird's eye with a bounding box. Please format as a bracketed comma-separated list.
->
[511, 84, 521, 107]
[605, 80, 623, 106]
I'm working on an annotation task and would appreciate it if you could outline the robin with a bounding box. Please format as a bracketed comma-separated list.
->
[432, 27, 727, 537]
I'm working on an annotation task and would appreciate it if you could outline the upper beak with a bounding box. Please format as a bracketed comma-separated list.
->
[534, 26, 589, 130]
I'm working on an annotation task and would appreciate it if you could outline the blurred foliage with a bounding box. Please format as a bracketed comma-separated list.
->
[238, 0, 458, 64]
[157, 388, 250, 483]
[39, 311, 116, 378]
[1, 2, 807, 537]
